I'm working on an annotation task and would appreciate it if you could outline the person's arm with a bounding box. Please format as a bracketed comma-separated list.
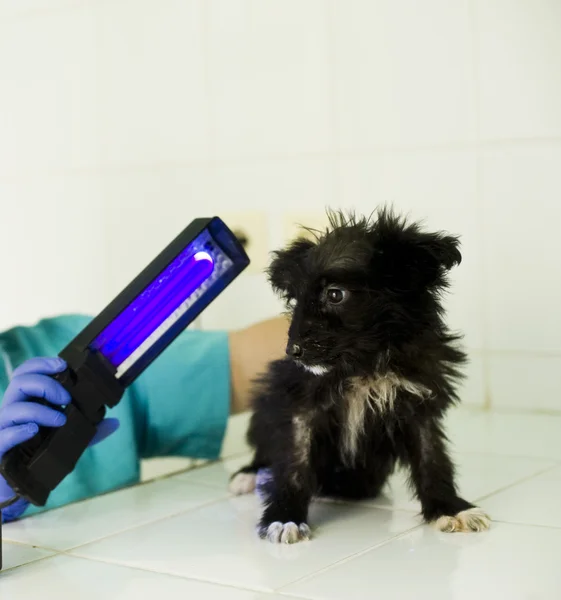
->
[228, 316, 289, 414]
[132, 316, 289, 461]
[0, 314, 288, 519]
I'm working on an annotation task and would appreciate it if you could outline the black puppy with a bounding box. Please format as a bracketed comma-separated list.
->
[230, 209, 490, 543]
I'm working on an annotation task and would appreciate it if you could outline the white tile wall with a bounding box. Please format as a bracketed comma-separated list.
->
[487, 353, 561, 413]
[0, 1, 559, 411]
[96, 0, 210, 166]
[100, 166, 211, 297]
[199, 272, 283, 331]
[208, 159, 336, 215]
[207, 0, 334, 159]
[0, 1, 80, 17]
[0, 7, 99, 176]
[0, 175, 109, 330]
[459, 351, 486, 408]
[476, 0, 561, 140]
[480, 144, 561, 355]
[201, 158, 336, 329]
[332, 0, 476, 150]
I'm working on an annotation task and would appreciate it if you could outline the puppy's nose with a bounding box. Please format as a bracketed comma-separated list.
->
[287, 343, 303, 359]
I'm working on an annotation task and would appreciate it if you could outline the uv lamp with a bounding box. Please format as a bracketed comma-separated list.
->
[0, 217, 249, 508]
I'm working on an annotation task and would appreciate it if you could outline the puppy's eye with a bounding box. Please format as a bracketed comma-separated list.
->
[325, 287, 349, 305]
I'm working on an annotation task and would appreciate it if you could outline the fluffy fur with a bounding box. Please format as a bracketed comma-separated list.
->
[232, 208, 490, 543]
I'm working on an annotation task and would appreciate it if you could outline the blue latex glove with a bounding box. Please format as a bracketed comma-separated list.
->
[0, 357, 119, 522]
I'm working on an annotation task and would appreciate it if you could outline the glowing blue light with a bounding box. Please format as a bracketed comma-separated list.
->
[92, 246, 214, 368]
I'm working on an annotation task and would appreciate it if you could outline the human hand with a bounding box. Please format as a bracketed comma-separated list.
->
[0, 357, 119, 522]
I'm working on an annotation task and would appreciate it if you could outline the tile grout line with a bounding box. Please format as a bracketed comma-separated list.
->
[3, 485, 230, 554]
[57, 552, 278, 596]
[490, 519, 561, 532]
[1, 535, 64, 575]
[312, 495, 419, 515]
[147, 465, 423, 516]
[279, 518, 561, 595]
[275, 524, 423, 593]
[6, 550, 292, 597]
[475, 408, 561, 417]
[276, 511, 561, 595]
[0, 1, 91, 24]
[485, 349, 561, 359]
[475, 462, 561, 504]
[62, 491, 233, 554]
[5, 449, 561, 572]
[200, 0, 216, 164]
[325, 0, 343, 209]
[2, 454, 248, 549]
[0, 551, 63, 575]
[181, 469, 422, 514]
[5, 452, 559, 550]
[451, 449, 561, 463]
[0, 538, 59, 551]
[325, 0, 340, 154]
[1, 473, 210, 542]
[467, 0, 492, 411]
[179, 468, 421, 513]
[179, 451, 561, 509]
[3, 138, 561, 182]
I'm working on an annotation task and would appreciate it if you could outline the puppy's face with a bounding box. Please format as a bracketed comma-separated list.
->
[268, 210, 461, 377]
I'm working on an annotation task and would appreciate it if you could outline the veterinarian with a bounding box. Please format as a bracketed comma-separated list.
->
[0, 314, 288, 522]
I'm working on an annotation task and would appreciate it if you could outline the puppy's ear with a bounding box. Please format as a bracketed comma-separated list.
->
[414, 233, 462, 288]
[267, 237, 314, 296]
[420, 234, 461, 270]
[371, 210, 461, 291]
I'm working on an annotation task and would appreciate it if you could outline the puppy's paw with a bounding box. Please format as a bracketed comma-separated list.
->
[435, 507, 491, 533]
[228, 472, 256, 495]
[259, 521, 311, 544]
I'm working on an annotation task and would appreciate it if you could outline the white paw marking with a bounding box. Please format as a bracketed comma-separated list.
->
[228, 472, 256, 495]
[265, 521, 311, 544]
[435, 507, 491, 533]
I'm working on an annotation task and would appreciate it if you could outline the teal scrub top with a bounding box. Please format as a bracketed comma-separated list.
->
[0, 315, 231, 517]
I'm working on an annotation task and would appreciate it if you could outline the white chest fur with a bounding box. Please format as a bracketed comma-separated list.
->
[341, 372, 432, 464]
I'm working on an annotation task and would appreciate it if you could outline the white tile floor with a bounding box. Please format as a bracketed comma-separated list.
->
[2, 408, 561, 599]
